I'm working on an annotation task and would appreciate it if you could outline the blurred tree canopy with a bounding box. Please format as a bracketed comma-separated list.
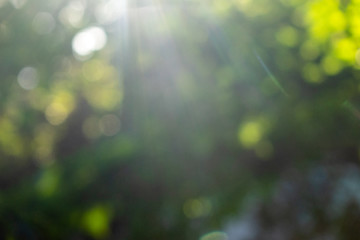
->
[1, 0, 360, 239]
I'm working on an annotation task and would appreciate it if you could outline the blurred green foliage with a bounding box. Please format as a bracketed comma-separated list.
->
[1, 0, 360, 239]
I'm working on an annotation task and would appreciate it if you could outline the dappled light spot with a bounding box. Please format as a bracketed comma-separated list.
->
[200, 231, 228, 240]
[183, 198, 212, 219]
[59, 0, 85, 28]
[306, 0, 340, 30]
[238, 121, 263, 148]
[305, 0, 336, 42]
[17, 66, 39, 90]
[45, 92, 75, 126]
[82, 206, 110, 239]
[32, 12, 55, 35]
[85, 87, 122, 110]
[82, 60, 105, 82]
[72, 26, 107, 58]
[333, 38, 357, 63]
[84, 74, 123, 111]
[36, 168, 60, 197]
[276, 26, 299, 47]
[329, 10, 346, 32]
[255, 141, 273, 159]
[302, 63, 323, 84]
[350, 14, 360, 38]
[321, 55, 343, 75]
[45, 103, 69, 125]
[99, 114, 121, 136]
[308, 22, 330, 42]
[82, 116, 101, 139]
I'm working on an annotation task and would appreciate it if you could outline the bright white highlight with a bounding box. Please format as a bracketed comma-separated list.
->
[72, 26, 107, 57]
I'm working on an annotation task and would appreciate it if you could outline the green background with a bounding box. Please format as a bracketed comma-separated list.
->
[1, 0, 360, 239]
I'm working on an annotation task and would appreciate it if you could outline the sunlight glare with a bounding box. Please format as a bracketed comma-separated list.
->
[95, 0, 128, 24]
[72, 26, 107, 58]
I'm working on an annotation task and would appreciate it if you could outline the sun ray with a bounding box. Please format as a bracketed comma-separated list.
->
[253, 49, 289, 97]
